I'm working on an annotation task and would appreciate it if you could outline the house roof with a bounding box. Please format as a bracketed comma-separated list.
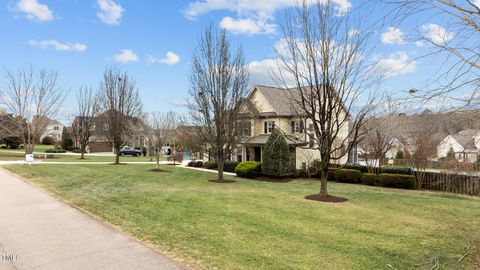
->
[450, 129, 480, 151]
[250, 84, 348, 118]
[242, 134, 308, 147]
[254, 85, 303, 116]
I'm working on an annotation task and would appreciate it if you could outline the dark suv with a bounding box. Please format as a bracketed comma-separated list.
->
[118, 146, 142, 157]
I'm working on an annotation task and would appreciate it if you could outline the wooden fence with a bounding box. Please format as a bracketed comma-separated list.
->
[417, 171, 480, 197]
[382, 158, 480, 172]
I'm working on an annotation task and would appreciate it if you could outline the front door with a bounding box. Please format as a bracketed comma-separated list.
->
[254, 147, 262, 162]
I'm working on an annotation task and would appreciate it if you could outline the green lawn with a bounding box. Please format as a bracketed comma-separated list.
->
[4, 164, 480, 269]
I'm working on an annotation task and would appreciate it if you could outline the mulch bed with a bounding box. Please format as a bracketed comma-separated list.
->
[110, 163, 128, 165]
[164, 163, 181, 166]
[304, 194, 349, 203]
[149, 168, 170, 173]
[208, 179, 236, 184]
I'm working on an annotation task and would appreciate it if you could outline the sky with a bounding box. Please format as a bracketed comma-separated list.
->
[0, 0, 466, 123]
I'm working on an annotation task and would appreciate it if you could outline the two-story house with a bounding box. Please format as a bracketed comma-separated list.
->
[235, 85, 349, 170]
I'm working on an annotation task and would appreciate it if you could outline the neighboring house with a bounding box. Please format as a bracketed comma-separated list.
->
[385, 137, 407, 159]
[71, 113, 147, 153]
[39, 117, 64, 142]
[221, 85, 349, 170]
[437, 129, 480, 163]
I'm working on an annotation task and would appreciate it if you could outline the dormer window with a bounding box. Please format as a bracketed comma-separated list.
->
[53, 126, 59, 131]
[264, 121, 275, 134]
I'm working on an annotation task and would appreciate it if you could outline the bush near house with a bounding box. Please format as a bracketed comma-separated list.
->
[262, 129, 292, 177]
[333, 169, 362, 183]
[380, 167, 412, 175]
[361, 173, 379, 186]
[194, 161, 203, 167]
[224, 161, 240, 173]
[45, 148, 66, 153]
[235, 161, 262, 178]
[41, 136, 55, 145]
[203, 161, 218, 169]
[377, 174, 416, 189]
[341, 163, 368, 173]
[327, 168, 338, 181]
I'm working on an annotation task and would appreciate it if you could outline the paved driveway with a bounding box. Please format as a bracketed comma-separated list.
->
[0, 168, 187, 270]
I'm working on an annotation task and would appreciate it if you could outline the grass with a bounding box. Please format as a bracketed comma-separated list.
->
[4, 164, 480, 269]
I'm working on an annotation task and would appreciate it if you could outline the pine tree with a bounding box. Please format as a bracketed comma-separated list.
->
[262, 128, 292, 177]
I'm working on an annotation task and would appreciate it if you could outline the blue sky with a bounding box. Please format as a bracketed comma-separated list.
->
[0, 0, 462, 123]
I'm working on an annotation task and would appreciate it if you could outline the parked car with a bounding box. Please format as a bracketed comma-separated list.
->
[118, 146, 142, 157]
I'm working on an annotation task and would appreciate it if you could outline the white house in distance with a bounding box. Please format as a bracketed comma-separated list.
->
[39, 118, 64, 142]
[437, 129, 480, 163]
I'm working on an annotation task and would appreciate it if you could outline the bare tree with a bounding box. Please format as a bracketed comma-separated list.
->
[384, 0, 479, 108]
[403, 131, 437, 189]
[98, 68, 143, 164]
[71, 86, 99, 159]
[0, 67, 65, 154]
[188, 26, 249, 182]
[276, 1, 379, 199]
[147, 111, 180, 168]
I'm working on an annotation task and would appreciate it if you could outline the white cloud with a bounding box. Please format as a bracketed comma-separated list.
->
[28, 40, 87, 52]
[147, 52, 180, 65]
[113, 49, 138, 63]
[97, 0, 124, 25]
[184, 0, 352, 35]
[381, 27, 405, 45]
[421, 24, 455, 45]
[220, 17, 275, 35]
[14, 0, 53, 22]
[372, 51, 417, 78]
[185, 0, 352, 19]
[169, 98, 189, 107]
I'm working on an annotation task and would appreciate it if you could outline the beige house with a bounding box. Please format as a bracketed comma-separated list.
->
[231, 85, 350, 170]
[39, 118, 64, 142]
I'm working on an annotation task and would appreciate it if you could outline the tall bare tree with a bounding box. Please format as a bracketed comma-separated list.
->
[147, 111, 180, 169]
[188, 26, 249, 182]
[0, 67, 65, 154]
[384, 0, 479, 108]
[71, 86, 99, 159]
[276, 1, 379, 199]
[98, 68, 143, 164]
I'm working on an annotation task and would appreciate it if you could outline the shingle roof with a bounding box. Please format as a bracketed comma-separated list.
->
[254, 85, 304, 116]
[452, 129, 480, 150]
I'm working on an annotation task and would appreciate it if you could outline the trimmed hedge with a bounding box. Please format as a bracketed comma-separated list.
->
[235, 161, 262, 178]
[224, 161, 240, 173]
[380, 167, 412, 175]
[333, 169, 362, 183]
[188, 160, 204, 167]
[377, 173, 416, 189]
[341, 164, 368, 173]
[45, 148, 66, 153]
[361, 173, 378, 186]
[203, 161, 218, 170]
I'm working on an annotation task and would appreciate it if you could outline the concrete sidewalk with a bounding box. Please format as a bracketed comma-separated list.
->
[0, 169, 187, 270]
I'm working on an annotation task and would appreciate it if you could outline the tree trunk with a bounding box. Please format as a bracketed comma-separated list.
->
[320, 169, 328, 196]
[217, 159, 224, 181]
[115, 149, 120, 164]
[156, 151, 160, 169]
[80, 146, 85, 159]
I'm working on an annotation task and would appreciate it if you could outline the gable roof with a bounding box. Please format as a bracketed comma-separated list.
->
[254, 85, 303, 116]
[450, 129, 480, 150]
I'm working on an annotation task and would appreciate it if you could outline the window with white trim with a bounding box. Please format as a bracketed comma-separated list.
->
[264, 121, 275, 134]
